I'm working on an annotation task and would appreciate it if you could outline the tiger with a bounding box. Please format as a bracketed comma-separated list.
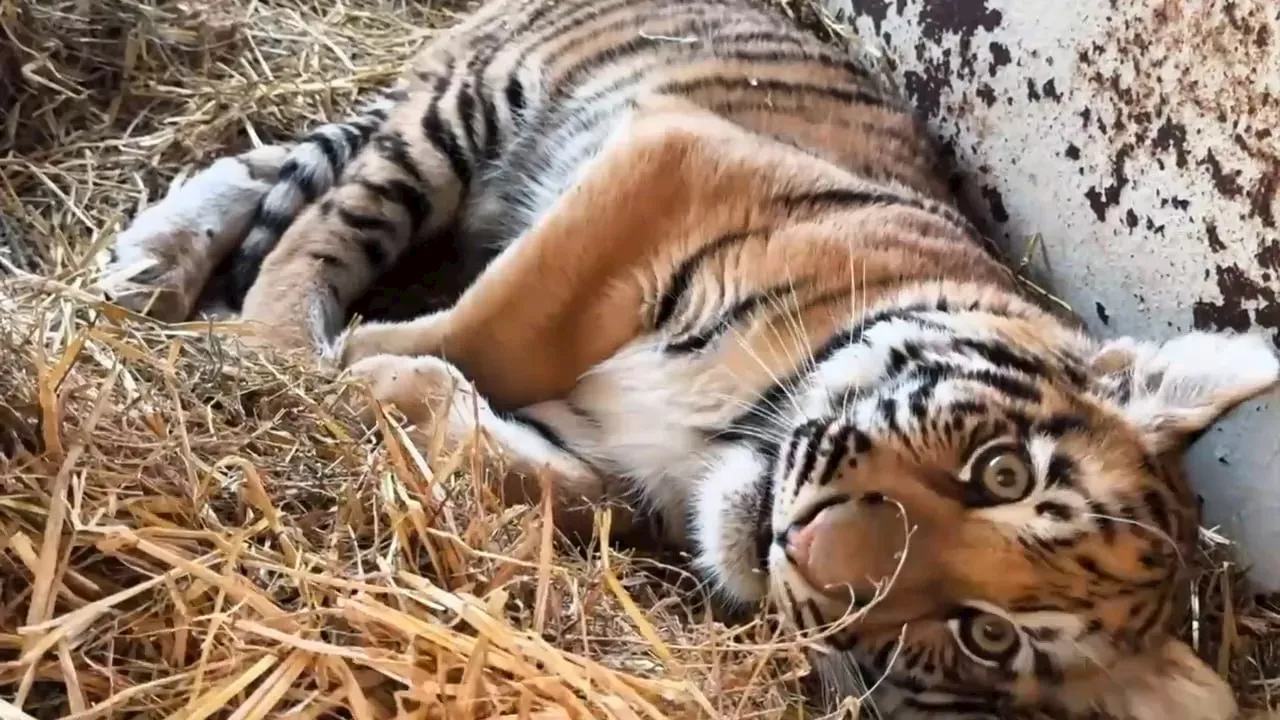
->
[98, 0, 1280, 716]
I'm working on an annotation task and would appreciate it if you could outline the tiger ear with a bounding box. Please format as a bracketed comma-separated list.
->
[1089, 331, 1280, 453]
[1076, 639, 1236, 720]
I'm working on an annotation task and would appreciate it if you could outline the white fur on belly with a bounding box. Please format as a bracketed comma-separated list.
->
[555, 338, 759, 542]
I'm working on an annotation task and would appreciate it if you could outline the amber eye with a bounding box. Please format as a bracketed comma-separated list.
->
[957, 611, 1021, 664]
[976, 449, 1032, 502]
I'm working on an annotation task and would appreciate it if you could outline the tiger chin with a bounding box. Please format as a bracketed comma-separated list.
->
[95, 0, 1280, 717]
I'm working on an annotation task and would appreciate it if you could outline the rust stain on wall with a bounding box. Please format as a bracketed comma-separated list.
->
[1078, 0, 1280, 345]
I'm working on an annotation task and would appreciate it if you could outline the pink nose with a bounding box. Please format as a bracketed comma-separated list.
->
[783, 508, 830, 569]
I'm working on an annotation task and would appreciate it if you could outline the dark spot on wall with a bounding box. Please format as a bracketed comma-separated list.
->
[1169, 196, 1189, 211]
[1026, 78, 1041, 102]
[1084, 145, 1132, 222]
[1205, 222, 1226, 252]
[1191, 264, 1280, 347]
[981, 184, 1009, 223]
[1124, 209, 1138, 229]
[1248, 162, 1277, 228]
[856, 0, 894, 33]
[1041, 78, 1062, 101]
[975, 83, 996, 106]
[903, 68, 948, 119]
[1198, 149, 1244, 199]
[1258, 241, 1280, 271]
[1095, 302, 1111, 325]
[989, 41, 1011, 76]
[1065, 144, 1081, 161]
[918, 0, 1003, 43]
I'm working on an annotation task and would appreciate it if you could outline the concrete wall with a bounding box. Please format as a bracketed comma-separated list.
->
[821, 0, 1280, 588]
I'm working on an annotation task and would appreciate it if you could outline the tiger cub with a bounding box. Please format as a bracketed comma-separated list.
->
[101, 0, 1279, 716]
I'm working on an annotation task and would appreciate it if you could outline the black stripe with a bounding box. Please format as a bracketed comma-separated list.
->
[504, 76, 527, 118]
[276, 158, 321, 204]
[778, 187, 930, 215]
[793, 421, 827, 487]
[372, 133, 425, 185]
[1033, 413, 1088, 438]
[1133, 577, 1176, 640]
[1076, 555, 1124, 584]
[653, 229, 757, 328]
[306, 130, 343, 173]
[779, 187, 984, 243]
[335, 123, 362, 151]
[1089, 499, 1117, 541]
[500, 0, 638, 90]
[753, 445, 779, 572]
[421, 75, 473, 186]
[1142, 489, 1172, 535]
[455, 80, 482, 159]
[665, 282, 797, 354]
[953, 337, 1047, 378]
[712, 48, 879, 86]
[251, 203, 296, 237]
[307, 251, 348, 269]
[660, 76, 887, 109]
[357, 237, 389, 269]
[1045, 454, 1077, 488]
[336, 208, 395, 235]
[478, 93, 501, 161]
[503, 411, 570, 453]
[954, 368, 1043, 403]
[815, 426, 852, 486]
[361, 180, 431, 235]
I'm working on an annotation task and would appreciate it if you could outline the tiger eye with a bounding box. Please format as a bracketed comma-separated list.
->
[959, 611, 1021, 663]
[978, 450, 1032, 501]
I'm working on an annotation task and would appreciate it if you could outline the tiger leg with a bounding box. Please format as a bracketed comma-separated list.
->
[99, 92, 400, 322]
[336, 95, 823, 410]
[345, 353, 639, 542]
[237, 88, 469, 352]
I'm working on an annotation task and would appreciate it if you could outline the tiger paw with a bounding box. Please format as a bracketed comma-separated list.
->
[98, 151, 286, 322]
[342, 353, 483, 439]
[332, 310, 453, 368]
[99, 240, 202, 322]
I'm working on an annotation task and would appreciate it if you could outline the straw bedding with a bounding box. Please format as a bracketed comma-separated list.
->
[0, 0, 1277, 718]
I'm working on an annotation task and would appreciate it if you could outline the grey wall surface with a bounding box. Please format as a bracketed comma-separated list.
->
[821, 0, 1280, 588]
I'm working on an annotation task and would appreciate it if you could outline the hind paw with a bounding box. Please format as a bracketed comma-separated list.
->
[99, 231, 206, 322]
[98, 150, 287, 322]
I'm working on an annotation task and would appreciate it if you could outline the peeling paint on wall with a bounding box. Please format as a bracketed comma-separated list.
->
[824, 0, 1280, 589]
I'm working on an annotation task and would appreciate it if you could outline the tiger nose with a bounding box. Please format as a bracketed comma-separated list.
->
[782, 521, 818, 568]
[778, 492, 882, 577]
[780, 502, 844, 569]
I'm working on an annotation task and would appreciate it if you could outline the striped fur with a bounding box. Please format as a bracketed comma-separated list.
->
[101, 1, 1280, 717]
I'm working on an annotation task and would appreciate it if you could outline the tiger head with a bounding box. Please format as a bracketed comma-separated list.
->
[694, 283, 1280, 720]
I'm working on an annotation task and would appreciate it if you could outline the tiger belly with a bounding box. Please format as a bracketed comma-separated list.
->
[521, 336, 757, 542]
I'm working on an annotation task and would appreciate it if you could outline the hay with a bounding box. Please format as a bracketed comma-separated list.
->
[0, 0, 1276, 717]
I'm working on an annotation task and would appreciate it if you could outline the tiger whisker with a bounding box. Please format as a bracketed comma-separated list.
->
[1080, 512, 1187, 568]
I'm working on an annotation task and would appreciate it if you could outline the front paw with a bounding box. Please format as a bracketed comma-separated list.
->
[343, 353, 481, 437]
[333, 310, 452, 368]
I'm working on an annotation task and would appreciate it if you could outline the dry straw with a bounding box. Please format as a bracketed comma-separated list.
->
[0, 0, 1276, 718]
